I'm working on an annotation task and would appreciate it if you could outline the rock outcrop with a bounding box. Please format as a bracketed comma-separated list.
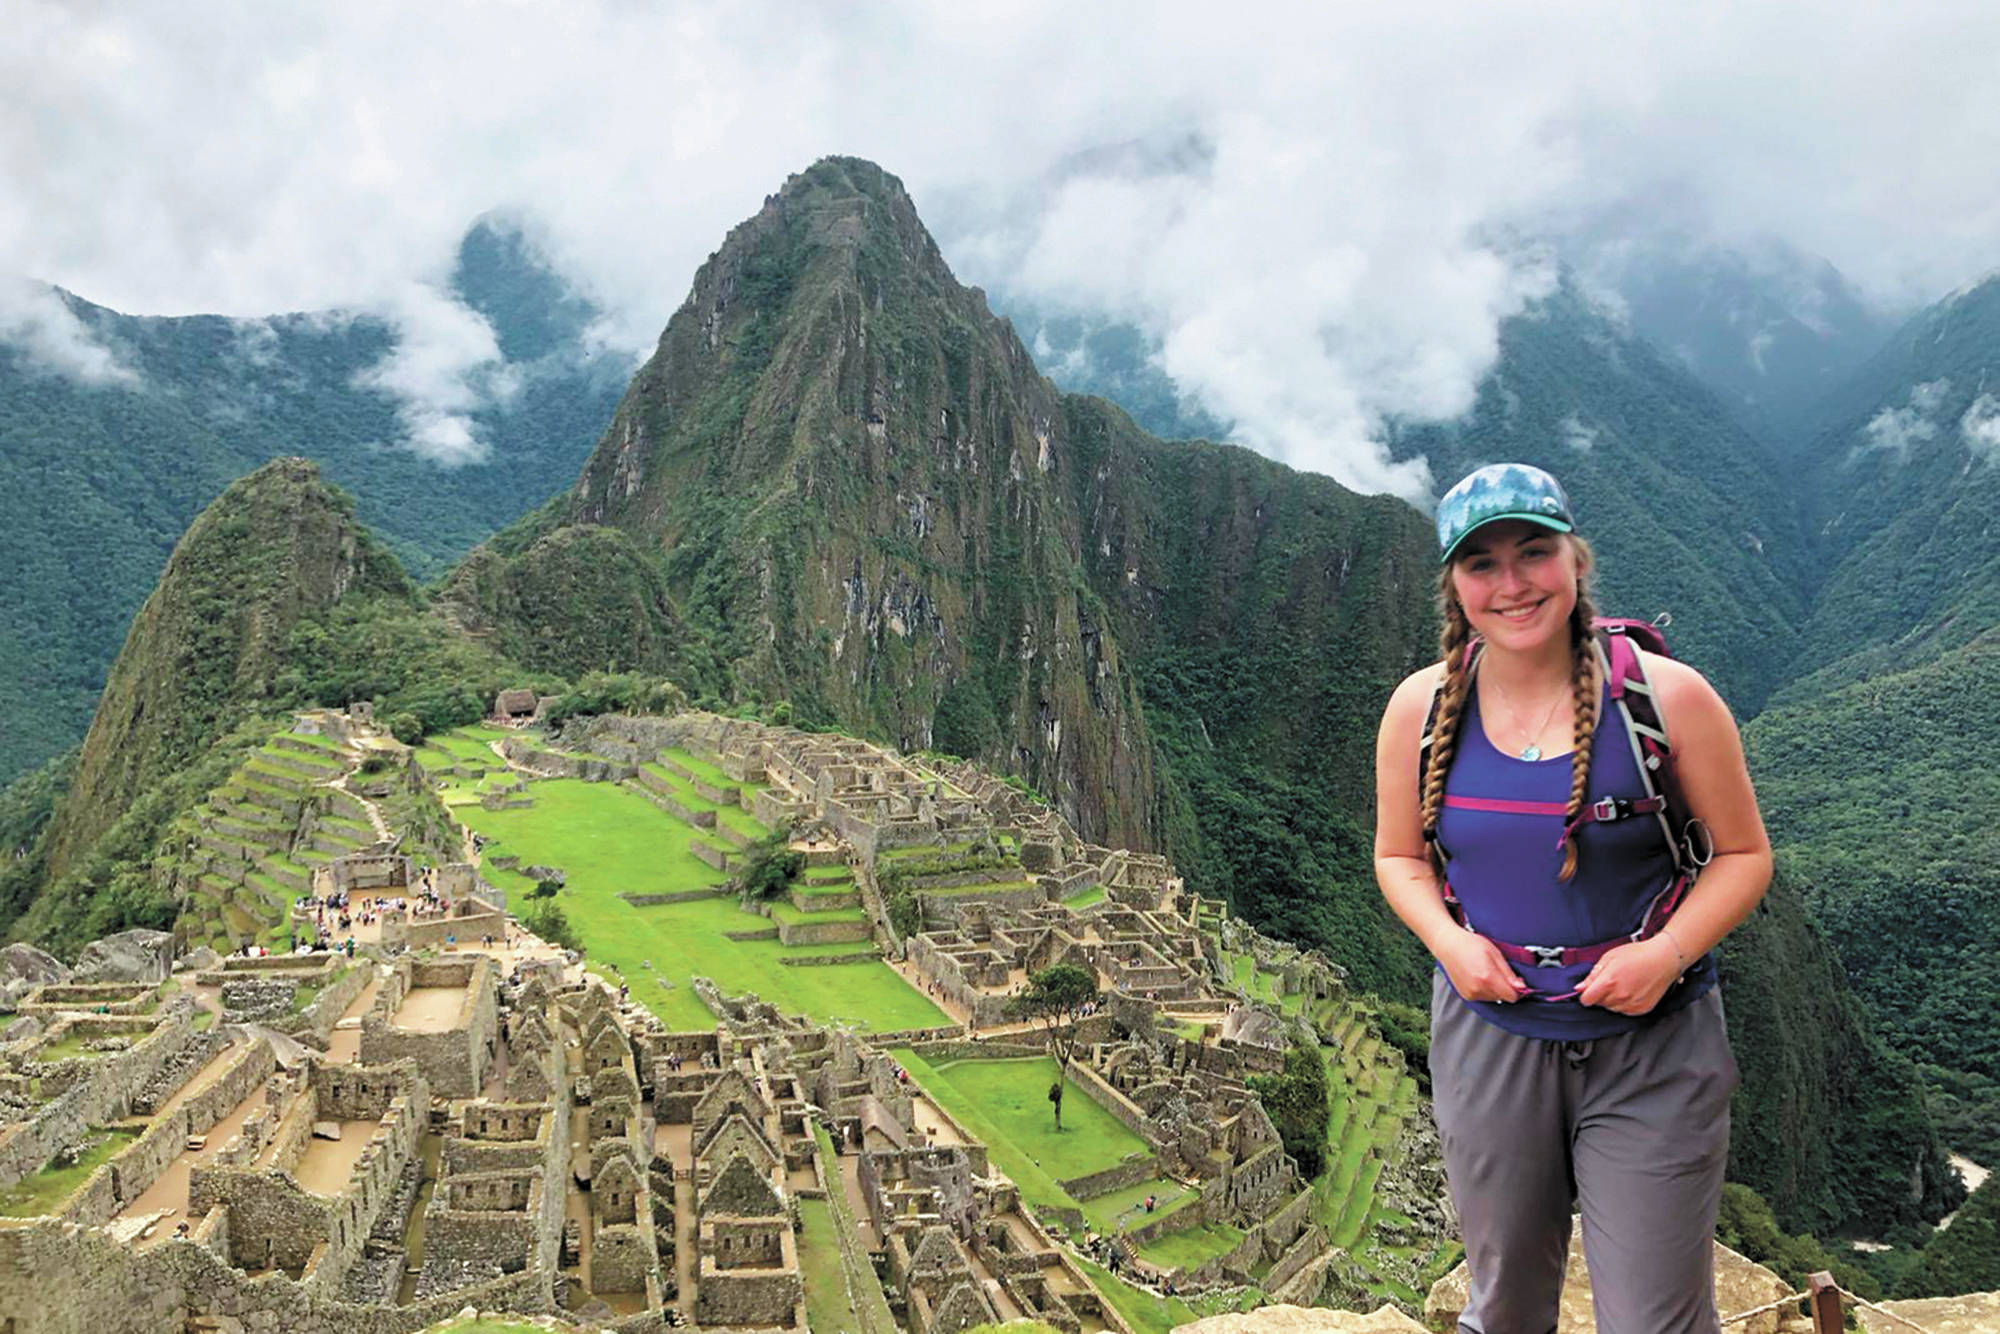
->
[72, 928, 174, 984]
[1857, 1290, 2000, 1333]
[1176, 1304, 1426, 1333]
[0, 942, 68, 1010]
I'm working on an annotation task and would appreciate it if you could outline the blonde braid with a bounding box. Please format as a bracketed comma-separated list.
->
[1557, 538, 1601, 881]
[1422, 573, 1476, 880]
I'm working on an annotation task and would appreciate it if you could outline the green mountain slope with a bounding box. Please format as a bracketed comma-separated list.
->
[1391, 279, 1813, 714]
[0, 458, 535, 952]
[447, 158, 1178, 849]
[0, 220, 624, 788]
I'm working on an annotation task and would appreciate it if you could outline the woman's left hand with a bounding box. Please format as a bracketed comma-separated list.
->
[1577, 935, 1684, 1014]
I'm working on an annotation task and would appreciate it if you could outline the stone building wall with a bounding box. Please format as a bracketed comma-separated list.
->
[0, 1218, 557, 1334]
[358, 957, 497, 1097]
[0, 1009, 195, 1189]
[61, 1039, 278, 1225]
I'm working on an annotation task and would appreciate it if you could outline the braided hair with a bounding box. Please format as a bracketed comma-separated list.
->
[1422, 536, 1600, 882]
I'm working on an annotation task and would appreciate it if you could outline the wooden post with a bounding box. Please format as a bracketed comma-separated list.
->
[1807, 1271, 1843, 1334]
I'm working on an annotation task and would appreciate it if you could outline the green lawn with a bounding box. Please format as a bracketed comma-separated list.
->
[1136, 1220, 1246, 1270]
[890, 1052, 1147, 1212]
[0, 1126, 141, 1217]
[456, 779, 944, 1034]
[798, 1196, 856, 1332]
[889, 1053, 1252, 1276]
[641, 763, 770, 839]
[660, 746, 730, 786]
[1062, 884, 1107, 909]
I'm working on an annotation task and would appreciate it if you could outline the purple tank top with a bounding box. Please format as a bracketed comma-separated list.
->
[1437, 675, 1716, 1039]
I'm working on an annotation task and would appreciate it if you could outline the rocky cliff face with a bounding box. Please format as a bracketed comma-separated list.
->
[447, 158, 1441, 859]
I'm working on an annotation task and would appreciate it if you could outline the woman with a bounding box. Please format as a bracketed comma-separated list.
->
[1374, 463, 1772, 1334]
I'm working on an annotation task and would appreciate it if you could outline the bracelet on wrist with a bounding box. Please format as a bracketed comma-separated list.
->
[1659, 923, 1688, 973]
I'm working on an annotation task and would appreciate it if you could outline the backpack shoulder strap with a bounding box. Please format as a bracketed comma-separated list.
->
[1417, 642, 1482, 818]
[1594, 625, 1707, 873]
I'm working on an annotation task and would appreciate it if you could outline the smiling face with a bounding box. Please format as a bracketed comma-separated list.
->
[1447, 519, 1586, 654]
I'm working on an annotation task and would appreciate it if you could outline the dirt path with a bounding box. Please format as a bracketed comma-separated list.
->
[293, 1119, 382, 1194]
[392, 986, 465, 1032]
[122, 1080, 267, 1245]
[910, 1094, 966, 1146]
[325, 968, 386, 1064]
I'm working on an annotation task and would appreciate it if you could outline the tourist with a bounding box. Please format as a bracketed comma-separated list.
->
[1372, 463, 1769, 1332]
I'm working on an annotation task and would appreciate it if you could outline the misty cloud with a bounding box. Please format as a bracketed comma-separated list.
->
[10, 2, 2000, 493]
[352, 286, 517, 467]
[1861, 379, 1950, 458]
[1960, 392, 2000, 463]
[0, 281, 138, 387]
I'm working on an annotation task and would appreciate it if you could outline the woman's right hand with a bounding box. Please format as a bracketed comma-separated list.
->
[1434, 929, 1530, 1003]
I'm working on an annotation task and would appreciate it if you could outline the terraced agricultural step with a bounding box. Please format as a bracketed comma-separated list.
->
[788, 887, 862, 913]
[242, 761, 311, 792]
[270, 734, 345, 758]
[257, 749, 342, 780]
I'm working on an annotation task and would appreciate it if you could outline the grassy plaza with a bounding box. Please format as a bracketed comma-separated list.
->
[451, 773, 948, 1033]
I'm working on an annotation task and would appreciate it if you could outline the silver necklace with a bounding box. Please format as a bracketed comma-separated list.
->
[1488, 676, 1566, 761]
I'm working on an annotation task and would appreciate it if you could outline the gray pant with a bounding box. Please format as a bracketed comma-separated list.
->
[1430, 972, 1738, 1334]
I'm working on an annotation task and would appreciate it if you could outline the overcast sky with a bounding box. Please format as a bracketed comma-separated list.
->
[7, 1, 2000, 492]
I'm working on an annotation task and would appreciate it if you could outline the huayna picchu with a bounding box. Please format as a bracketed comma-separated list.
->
[0, 156, 1993, 1332]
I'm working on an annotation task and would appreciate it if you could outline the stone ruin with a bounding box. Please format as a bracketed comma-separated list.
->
[0, 708, 1459, 1334]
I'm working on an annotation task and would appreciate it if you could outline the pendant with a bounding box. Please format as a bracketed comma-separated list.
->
[1519, 744, 1542, 761]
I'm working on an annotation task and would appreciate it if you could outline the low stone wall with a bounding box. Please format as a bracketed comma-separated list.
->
[1262, 1221, 1328, 1294]
[62, 1039, 279, 1225]
[778, 951, 883, 967]
[902, 1040, 1046, 1062]
[290, 959, 373, 1044]
[386, 908, 508, 952]
[1067, 1062, 1157, 1147]
[691, 837, 731, 871]
[1057, 1156, 1156, 1203]
[688, 775, 738, 805]
[631, 772, 718, 828]
[619, 888, 725, 907]
[775, 916, 871, 947]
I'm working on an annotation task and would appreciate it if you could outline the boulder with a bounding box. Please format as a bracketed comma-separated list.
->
[312, 1121, 341, 1141]
[177, 946, 222, 973]
[1177, 1305, 1426, 1334]
[72, 929, 174, 984]
[1426, 1222, 1797, 1333]
[0, 943, 71, 1012]
[0, 943, 69, 988]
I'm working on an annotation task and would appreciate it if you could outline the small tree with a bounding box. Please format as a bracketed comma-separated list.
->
[1011, 962, 1099, 1130]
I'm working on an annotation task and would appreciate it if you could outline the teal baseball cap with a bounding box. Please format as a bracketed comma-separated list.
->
[1435, 463, 1575, 563]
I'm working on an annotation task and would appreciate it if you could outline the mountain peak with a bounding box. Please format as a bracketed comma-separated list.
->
[35, 458, 408, 892]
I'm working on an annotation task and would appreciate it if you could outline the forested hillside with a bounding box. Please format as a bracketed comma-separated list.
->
[0, 221, 624, 788]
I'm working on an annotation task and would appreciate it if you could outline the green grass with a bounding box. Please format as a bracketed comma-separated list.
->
[34, 1034, 106, 1062]
[455, 779, 945, 1033]
[1136, 1221, 1246, 1270]
[1072, 1255, 1260, 1334]
[765, 899, 866, 926]
[890, 1051, 1147, 1217]
[0, 1126, 142, 1217]
[798, 1196, 858, 1332]
[660, 746, 730, 786]
[1081, 1176, 1198, 1231]
[641, 763, 771, 839]
[262, 742, 341, 770]
[1062, 884, 1107, 908]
